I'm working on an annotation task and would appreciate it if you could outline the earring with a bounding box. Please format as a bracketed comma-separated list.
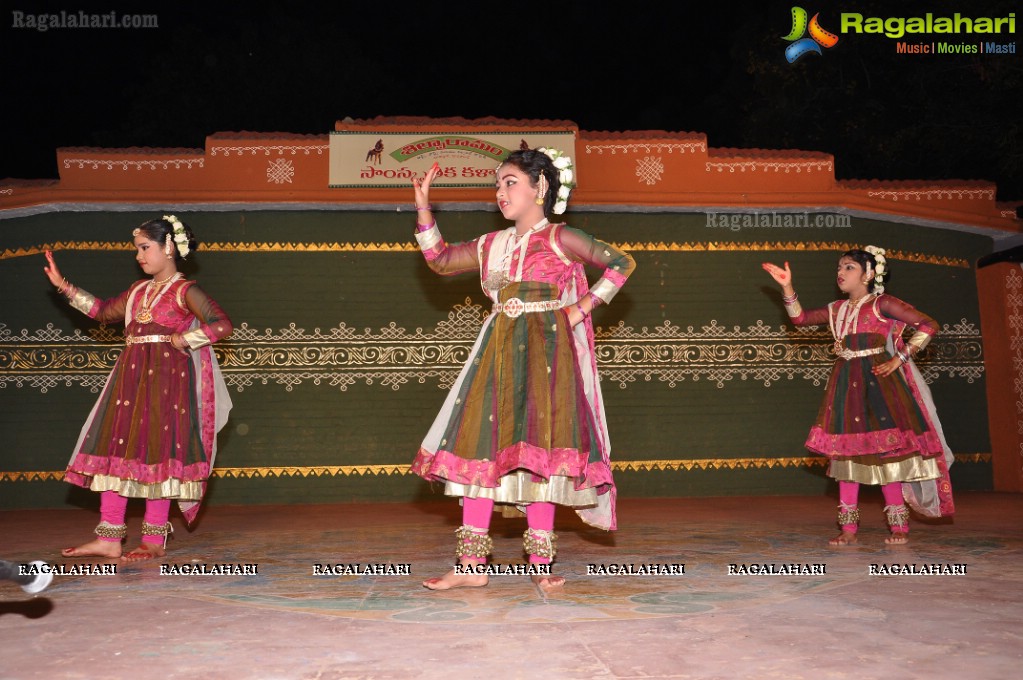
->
[164, 234, 174, 259]
[536, 172, 548, 205]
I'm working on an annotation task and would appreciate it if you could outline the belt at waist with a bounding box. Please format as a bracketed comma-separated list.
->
[492, 298, 562, 319]
[835, 346, 885, 360]
[125, 334, 172, 345]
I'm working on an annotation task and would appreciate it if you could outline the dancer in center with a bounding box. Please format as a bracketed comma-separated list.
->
[411, 149, 634, 590]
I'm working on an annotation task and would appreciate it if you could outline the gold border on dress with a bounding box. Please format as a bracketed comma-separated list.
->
[591, 277, 620, 304]
[182, 328, 212, 350]
[415, 226, 442, 251]
[444, 472, 599, 508]
[87, 473, 204, 500]
[69, 288, 97, 316]
[827, 456, 940, 485]
[908, 331, 932, 350]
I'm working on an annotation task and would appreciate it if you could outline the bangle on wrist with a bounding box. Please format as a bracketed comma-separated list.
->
[415, 204, 433, 211]
[577, 295, 591, 318]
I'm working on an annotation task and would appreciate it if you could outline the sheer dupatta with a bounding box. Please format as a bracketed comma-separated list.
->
[885, 318, 954, 517]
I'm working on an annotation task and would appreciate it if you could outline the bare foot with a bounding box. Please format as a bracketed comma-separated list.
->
[532, 574, 565, 591]
[61, 538, 121, 559]
[885, 531, 909, 545]
[422, 567, 489, 590]
[828, 530, 858, 546]
[122, 543, 166, 562]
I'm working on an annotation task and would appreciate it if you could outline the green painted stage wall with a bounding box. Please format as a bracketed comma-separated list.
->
[0, 209, 991, 509]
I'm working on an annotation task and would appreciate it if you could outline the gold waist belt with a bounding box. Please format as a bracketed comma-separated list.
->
[836, 346, 885, 360]
[125, 334, 172, 345]
[493, 298, 562, 319]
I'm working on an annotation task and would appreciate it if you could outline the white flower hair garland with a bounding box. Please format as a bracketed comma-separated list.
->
[537, 147, 576, 215]
[164, 214, 190, 259]
[864, 245, 886, 294]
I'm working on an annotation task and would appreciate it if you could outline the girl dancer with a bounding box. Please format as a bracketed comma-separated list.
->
[763, 248, 953, 545]
[412, 149, 634, 589]
[44, 216, 233, 561]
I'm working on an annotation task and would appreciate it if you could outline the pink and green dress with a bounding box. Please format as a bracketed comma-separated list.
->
[411, 220, 635, 530]
[788, 292, 954, 517]
[64, 276, 233, 524]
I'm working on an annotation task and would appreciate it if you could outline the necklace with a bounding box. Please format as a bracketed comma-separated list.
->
[134, 273, 181, 324]
[830, 293, 873, 355]
[483, 219, 548, 292]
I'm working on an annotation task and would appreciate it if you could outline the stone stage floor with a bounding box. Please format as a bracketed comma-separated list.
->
[1, 493, 1021, 679]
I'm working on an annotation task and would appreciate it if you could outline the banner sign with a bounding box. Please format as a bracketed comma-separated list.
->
[329, 130, 577, 188]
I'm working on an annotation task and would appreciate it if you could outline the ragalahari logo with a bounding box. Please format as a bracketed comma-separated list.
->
[783, 7, 839, 62]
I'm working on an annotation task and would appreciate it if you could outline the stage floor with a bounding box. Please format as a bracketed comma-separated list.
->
[2, 493, 1021, 679]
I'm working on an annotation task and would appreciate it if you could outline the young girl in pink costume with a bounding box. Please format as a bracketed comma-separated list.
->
[411, 149, 635, 590]
[763, 248, 954, 545]
[44, 216, 233, 561]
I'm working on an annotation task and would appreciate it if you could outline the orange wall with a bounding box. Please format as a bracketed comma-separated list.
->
[1, 120, 1020, 238]
[978, 261, 1023, 492]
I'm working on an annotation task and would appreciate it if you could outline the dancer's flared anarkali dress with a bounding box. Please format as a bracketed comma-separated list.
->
[411, 220, 635, 530]
[63, 277, 233, 524]
[790, 293, 954, 517]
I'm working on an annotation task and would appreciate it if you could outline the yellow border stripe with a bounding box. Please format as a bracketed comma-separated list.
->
[0, 454, 992, 482]
[3, 241, 969, 267]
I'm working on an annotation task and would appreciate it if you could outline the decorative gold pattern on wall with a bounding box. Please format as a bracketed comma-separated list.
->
[3, 241, 970, 268]
[0, 301, 984, 392]
[0, 454, 993, 483]
[595, 317, 983, 388]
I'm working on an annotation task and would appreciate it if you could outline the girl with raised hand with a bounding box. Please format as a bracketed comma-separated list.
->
[412, 150, 634, 590]
[45, 216, 233, 561]
[763, 248, 953, 546]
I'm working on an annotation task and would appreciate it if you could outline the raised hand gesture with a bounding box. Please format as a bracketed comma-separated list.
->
[43, 250, 65, 289]
[761, 261, 793, 290]
[412, 162, 441, 222]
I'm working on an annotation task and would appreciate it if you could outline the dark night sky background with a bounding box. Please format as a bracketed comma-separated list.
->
[3, 0, 1020, 200]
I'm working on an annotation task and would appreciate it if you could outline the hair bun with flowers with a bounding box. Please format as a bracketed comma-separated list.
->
[536, 147, 576, 215]
[164, 215, 191, 259]
[864, 245, 887, 294]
